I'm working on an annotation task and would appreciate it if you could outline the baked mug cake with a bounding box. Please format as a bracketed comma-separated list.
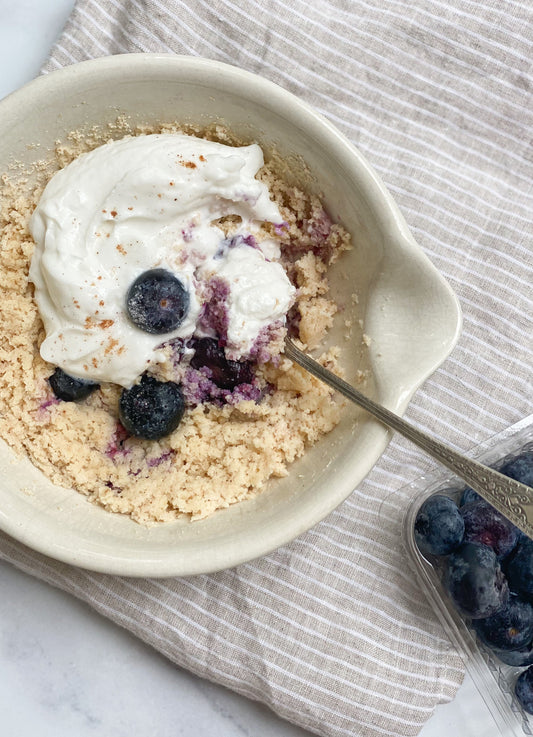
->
[0, 122, 352, 523]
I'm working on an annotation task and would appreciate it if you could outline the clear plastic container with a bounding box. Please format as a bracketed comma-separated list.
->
[402, 416, 533, 737]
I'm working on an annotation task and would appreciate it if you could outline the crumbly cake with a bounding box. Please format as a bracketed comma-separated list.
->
[0, 122, 351, 523]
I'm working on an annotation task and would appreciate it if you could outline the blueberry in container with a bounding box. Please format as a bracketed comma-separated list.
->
[403, 416, 533, 736]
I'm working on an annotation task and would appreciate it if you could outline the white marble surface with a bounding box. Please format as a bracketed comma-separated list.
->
[0, 2, 506, 735]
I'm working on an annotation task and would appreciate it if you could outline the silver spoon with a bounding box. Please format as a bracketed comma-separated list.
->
[284, 336, 533, 538]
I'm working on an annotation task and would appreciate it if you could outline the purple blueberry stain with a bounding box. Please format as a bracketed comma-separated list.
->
[181, 337, 261, 406]
[214, 233, 258, 259]
[38, 395, 61, 415]
[224, 381, 262, 405]
[181, 221, 195, 243]
[181, 365, 260, 407]
[181, 366, 218, 405]
[197, 278, 230, 340]
[165, 337, 193, 371]
[249, 321, 285, 365]
[181, 367, 220, 405]
[40, 395, 60, 410]
[284, 208, 335, 262]
[105, 423, 131, 461]
[239, 233, 258, 249]
[147, 450, 174, 468]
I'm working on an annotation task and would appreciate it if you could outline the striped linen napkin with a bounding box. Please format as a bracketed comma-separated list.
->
[1, 1, 532, 735]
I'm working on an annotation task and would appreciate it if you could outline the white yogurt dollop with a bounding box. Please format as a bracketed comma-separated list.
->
[30, 133, 296, 387]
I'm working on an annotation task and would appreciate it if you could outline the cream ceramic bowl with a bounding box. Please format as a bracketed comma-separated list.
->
[0, 54, 461, 577]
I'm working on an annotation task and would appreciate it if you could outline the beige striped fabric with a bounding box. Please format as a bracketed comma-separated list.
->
[1, 1, 532, 735]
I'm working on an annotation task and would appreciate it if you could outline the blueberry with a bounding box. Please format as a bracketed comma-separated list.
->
[443, 542, 509, 619]
[414, 494, 464, 556]
[459, 487, 481, 506]
[495, 643, 533, 667]
[460, 500, 520, 559]
[472, 595, 533, 651]
[119, 375, 185, 440]
[500, 451, 533, 488]
[48, 367, 99, 401]
[190, 338, 253, 390]
[515, 666, 533, 715]
[126, 268, 189, 334]
[506, 537, 533, 600]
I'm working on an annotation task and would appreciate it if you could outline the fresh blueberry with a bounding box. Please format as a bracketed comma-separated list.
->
[459, 487, 481, 506]
[515, 666, 533, 715]
[459, 451, 533, 506]
[500, 451, 533, 488]
[443, 542, 509, 619]
[126, 268, 189, 334]
[494, 643, 533, 667]
[190, 338, 254, 390]
[505, 537, 533, 600]
[48, 367, 99, 401]
[460, 500, 520, 559]
[472, 595, 533, 651]
[414, 494, 465, 556]
[119, 375, 185, 440]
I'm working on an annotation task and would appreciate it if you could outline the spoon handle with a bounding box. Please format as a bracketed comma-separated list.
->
[284, 338, 533, 538]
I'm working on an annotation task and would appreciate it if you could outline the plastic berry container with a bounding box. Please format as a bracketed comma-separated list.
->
[402, 415, 533, 736]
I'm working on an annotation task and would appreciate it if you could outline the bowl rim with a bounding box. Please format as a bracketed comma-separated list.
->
[0, 54, 462, 576]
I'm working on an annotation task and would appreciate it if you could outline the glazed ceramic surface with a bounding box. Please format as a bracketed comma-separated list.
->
[0, 54, 461, 576]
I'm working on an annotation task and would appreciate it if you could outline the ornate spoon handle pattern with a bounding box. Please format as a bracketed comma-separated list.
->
[285, 337, 533, 539]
